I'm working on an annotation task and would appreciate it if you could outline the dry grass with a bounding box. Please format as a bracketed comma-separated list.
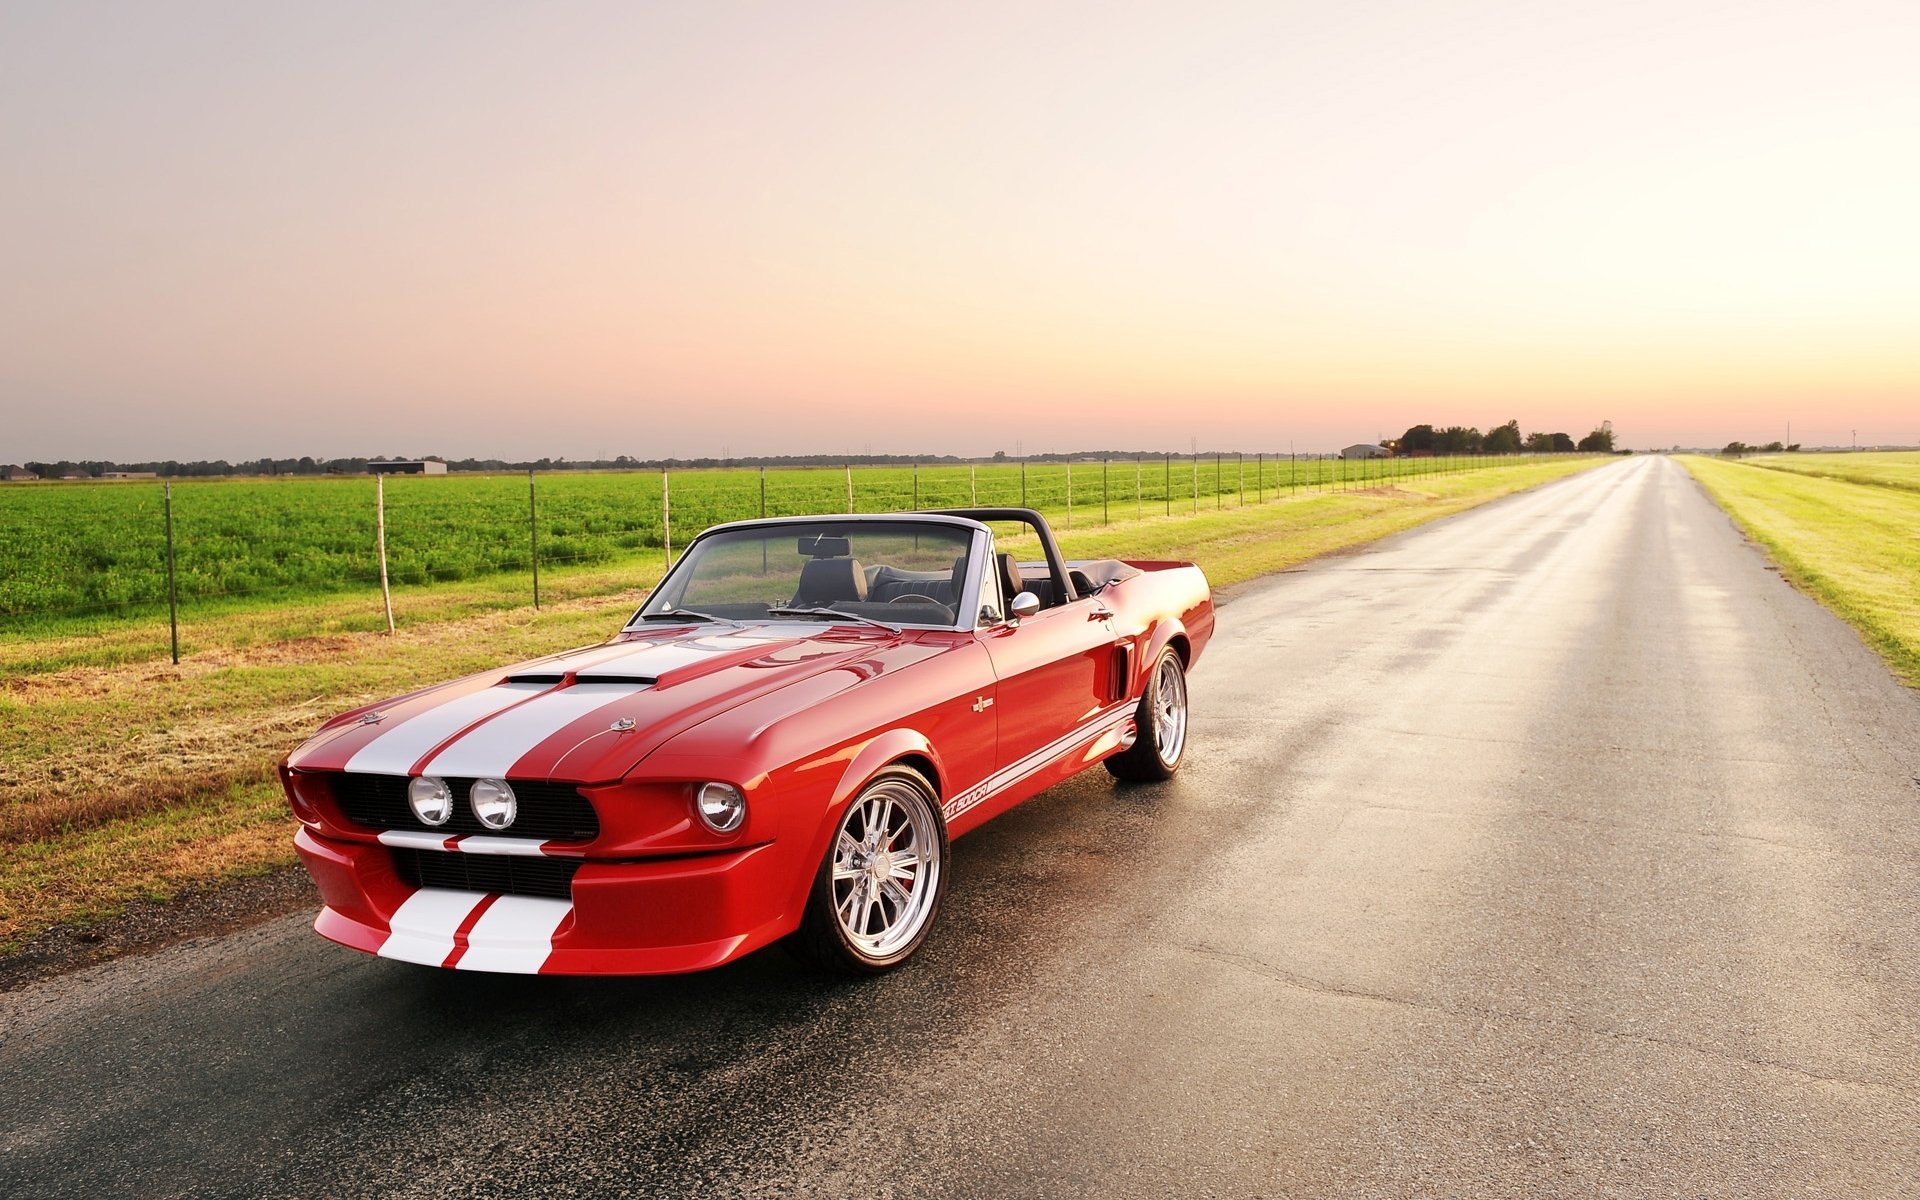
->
[2, 457, 1606, 949]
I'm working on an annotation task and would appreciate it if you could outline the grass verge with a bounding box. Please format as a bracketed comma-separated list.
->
[2, 456, 1605, 951]
[1682, 455, 1920, 686]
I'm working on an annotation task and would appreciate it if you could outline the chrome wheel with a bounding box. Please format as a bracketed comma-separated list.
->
[788, 767, 949, 973]
[1105, 646, 1189, 782]
[827, 774, 943, 961]
[1151, 653, 1188, 767]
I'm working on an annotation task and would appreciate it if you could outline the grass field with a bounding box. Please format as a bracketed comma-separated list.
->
[1733, 449, 1920, 495]
[1683, 453, 1920, 686]
[3, 453, 1539, 658]
[0, 455, 1605, 952]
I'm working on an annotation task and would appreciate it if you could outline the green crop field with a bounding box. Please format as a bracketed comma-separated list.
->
[0, 453, 1517, 635]
[1684, 453, 1920, 685]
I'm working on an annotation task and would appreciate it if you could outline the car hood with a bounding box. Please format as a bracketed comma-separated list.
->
[286, 624, 938, 783]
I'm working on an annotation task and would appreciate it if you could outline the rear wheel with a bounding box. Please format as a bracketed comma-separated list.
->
[788, 767, 950, 974]
[1105, 647, 1188, 782]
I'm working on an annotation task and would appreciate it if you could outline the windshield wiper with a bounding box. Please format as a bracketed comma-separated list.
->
[765, 606, 900, 633]
[638, 608, 741, 627]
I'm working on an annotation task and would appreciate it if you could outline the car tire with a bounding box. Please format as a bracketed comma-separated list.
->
[1104, 646, 1188, 783]
[787, 766, 950, 975]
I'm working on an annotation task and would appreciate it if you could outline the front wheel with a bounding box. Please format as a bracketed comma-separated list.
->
[1105, 647, 1188, 782]
[787, 767, 950, 974]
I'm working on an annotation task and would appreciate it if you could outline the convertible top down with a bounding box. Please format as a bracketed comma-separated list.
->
[281, 508, 1213, 975]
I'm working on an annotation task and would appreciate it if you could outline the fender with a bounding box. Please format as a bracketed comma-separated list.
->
[776, 726, 949, 927]
[1134, 618, 1192, 700]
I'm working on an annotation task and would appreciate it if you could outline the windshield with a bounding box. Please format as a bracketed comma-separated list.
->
[637, 521, 976, 629]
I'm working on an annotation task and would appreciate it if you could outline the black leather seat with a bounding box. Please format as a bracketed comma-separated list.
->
[997, 553, 1023, 611]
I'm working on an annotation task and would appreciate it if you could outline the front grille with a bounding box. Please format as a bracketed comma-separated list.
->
[330, 773, 600, 841]
[391, 847, 581, 901]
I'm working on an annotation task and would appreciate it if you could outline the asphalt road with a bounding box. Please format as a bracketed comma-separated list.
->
[6, 455, 1918, 1198]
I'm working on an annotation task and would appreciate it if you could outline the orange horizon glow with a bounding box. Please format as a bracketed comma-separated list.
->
[3, 1, 1917, 460]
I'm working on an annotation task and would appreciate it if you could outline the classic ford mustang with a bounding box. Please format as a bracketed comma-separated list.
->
[281, 507, 1213, 975]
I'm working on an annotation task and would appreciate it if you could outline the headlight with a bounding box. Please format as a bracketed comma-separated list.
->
[694, 782, 747, 834]
[470, 778, 518, 830]
[408, 776, 453, 826]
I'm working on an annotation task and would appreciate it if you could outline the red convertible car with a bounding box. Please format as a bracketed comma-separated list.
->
[281, 508, 1213, 975]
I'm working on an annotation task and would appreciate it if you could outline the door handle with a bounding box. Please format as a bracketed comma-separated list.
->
[1089, 606, 1114, 622]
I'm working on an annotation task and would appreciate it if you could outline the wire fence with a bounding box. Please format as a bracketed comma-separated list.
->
[0, 452, 1567, 655]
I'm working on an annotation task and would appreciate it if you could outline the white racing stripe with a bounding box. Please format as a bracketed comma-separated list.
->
[377, 888, 486, 966]
[419, 683, 648, 778]
[455, 896, 574, 973]
[574, 635, 778, 679]
[944, 703, 1134, 822]
[345, 681, 551, 775]
[374, 831, 553, 856]
[376, 830, 454, 852]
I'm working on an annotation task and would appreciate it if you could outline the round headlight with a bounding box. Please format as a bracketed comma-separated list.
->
[695, 782, 747, 834]
[470, 778, 518, 830]
[408, 776, 453, 826]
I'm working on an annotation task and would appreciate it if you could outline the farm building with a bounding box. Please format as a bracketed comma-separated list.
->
[369, 460, 449, 475]
[102, 471, 158, 479]
[1, 465, 38, 481]
[1340, 443, 1392, 460]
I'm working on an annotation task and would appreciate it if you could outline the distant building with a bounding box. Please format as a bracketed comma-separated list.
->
[369, 460, 449, 475]
[1340, 443, 1391, 460]
[0, 465, 38, 481]
[102, 471, 158, 479]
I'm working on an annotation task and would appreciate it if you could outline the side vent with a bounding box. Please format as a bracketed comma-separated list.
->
[505, 673, 565, 684]
[1109, 643, 1133, 703]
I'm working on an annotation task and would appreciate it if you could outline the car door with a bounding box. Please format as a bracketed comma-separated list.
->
[981, 582, 1117, 775]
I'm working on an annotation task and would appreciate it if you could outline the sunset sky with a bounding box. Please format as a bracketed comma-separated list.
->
[3, 0, 1916, 460]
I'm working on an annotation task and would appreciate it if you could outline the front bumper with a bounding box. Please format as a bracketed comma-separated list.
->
[294, 827, 796, 975]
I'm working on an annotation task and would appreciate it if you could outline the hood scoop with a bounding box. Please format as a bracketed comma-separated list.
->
[504, 672, 566, 685]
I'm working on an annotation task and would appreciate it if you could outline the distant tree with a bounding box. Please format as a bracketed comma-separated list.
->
[1550, 432, 1576, 452]
[1432, 425, 1482, 454]
[1722, 441, 1750, 456]
[1761, 441, 1785, 453]
[1577, 425, 1616, 453]
[1786, 443, 1801, 452]
[1483, 419, 1522, 454]
[1523, 432, 1556, 452]
[1399, 424, 1436, 453]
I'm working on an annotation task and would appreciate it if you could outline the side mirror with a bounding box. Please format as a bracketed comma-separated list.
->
[1009, 591, 1041, 621]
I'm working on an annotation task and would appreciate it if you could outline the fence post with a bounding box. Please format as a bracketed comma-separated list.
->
[528, 468, 540, 609]
[1065, 462, 1072, 528]
[759, 466, 766, 518]
[1103, 458, 1110, 524]
[845, 463, 854, 513]
[1164, 454, 1171, 515]
[163, 480, 180, 664]
[663, 467, 673, 568]
[1020, 461, 1027, 508]
[913, 460, 919, 510]
[969, 462, 977, 506]
[375, 473, 395, 634]
[1192, 454, 1199, 513]
[1215, 454, 1222, 508]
